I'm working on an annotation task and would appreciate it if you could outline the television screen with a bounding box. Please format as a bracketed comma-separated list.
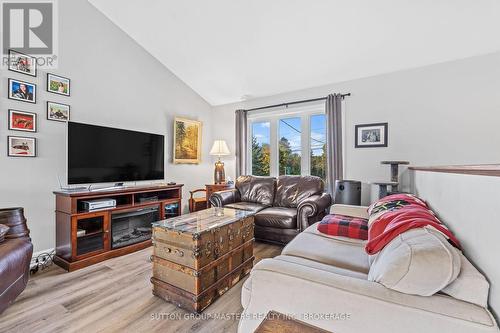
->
[68, 122, 165, 184]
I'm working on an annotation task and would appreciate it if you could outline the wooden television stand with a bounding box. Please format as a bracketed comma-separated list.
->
[53, 184, 183, 271]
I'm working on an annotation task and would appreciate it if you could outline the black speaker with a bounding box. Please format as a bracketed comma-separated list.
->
[334, 180, 362, 205]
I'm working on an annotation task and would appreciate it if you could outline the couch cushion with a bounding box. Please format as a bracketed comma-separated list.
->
[224, 202, 267, 214]
[255, 207, 297, 229]
[368, 227, 461, 296]
[274, 175, 324, 208]
[274, 255, 368, 280]
[236, 175, 275, 206]
[441, 251, 490, 307]
[282, 231, 370, 273]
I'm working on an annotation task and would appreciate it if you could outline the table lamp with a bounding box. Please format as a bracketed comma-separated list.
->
[209, 140, 230, 184]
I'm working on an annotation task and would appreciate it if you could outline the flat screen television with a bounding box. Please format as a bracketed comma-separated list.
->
[68, 122, 165, 185]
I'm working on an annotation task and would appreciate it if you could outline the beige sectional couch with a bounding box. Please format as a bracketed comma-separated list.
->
[238, 204, 499, 333]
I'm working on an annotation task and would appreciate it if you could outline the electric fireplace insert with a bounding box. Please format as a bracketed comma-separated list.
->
[111, 207, 159, 249]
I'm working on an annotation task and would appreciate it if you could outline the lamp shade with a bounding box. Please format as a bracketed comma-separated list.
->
[209, 140, 230, 156]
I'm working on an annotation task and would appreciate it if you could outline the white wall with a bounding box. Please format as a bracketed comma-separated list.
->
[0, 0, 214, 252]
[411, 170, 500, 318]
[213, 52, 500, 204]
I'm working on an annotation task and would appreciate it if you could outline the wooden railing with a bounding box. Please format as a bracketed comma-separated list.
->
[409, 164, 500, 177]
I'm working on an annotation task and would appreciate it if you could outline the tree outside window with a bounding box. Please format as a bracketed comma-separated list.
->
[279, 117, 301, 175]
[251, 122, 270, 176]
[310, 114, 326, 180]
[249, 108, 327, 180]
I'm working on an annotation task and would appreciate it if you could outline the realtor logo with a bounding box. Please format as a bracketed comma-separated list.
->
[1, 0, 58, 68]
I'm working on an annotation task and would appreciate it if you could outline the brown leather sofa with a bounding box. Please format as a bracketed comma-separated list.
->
[209, 175, 331, 244]
[0, 208, 33, 315]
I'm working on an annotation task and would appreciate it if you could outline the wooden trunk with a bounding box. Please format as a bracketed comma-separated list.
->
[152, 239, 253, 294]
[151, 255, 253, 313]
[151, 211, 254, 313]
[153, 215, 254, 270]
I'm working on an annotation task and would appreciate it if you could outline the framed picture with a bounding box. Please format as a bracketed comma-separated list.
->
[8, 50, 37, 77]
[47, 102, 70, 122]
[355, 122, 388, 148]
[8, 110, 37, 132]
[47, 73, 70, 96]
[7, 136, 37, 157]
[173, 117, 202, 164]
[8, 78, 36, 103]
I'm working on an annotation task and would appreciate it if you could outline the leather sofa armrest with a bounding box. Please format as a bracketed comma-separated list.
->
[297, 192, 332, 231]
[330, 204, 369, 219]
[209, 189, 240, 207]
[0, 224, 9, 243]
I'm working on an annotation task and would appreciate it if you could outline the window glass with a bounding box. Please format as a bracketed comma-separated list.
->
[251, 122, 270, 176]
[310, 114, 327, 179]
[279, 117, 301, 175]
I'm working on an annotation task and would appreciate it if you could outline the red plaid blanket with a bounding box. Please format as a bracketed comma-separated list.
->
[317, 214, 368, 240]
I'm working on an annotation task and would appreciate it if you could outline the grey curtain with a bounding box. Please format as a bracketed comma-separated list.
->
[235, 109, 248, 177]
[326, 94, 343, 195]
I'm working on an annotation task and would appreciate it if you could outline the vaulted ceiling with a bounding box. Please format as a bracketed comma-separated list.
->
[89, 0, 500, 105]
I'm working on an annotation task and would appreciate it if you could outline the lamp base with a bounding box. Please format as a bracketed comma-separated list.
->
[214, 161, 225, 184]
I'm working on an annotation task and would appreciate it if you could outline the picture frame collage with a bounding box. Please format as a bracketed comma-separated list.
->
[6, 50, 72, 157]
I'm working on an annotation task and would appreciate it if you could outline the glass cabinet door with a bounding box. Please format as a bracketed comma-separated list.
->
[164, 202, 180, 218]
[73, 212, 109, 258]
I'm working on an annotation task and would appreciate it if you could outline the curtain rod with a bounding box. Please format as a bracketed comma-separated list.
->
[243, 93, 351, 112]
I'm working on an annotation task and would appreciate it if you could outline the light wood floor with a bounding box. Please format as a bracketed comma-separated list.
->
[0, 242, 282, 333]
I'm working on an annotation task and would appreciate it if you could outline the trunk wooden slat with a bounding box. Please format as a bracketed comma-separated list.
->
[151, 208, 255, 313]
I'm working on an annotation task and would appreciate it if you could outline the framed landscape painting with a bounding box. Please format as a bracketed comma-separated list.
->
[7, 136, 37, 157]
[173, 117, 202, 164]
[8, 110, 37, 132]
[47, 102, 70, 122]
[355, 122, 388, 148]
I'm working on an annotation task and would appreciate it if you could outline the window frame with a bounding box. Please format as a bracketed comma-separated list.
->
[247, 102, 325, 178]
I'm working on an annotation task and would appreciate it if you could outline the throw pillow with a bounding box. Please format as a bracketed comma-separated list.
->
[317, 214, 368, 240]
[0, 224, 9, 243]
[368, 227, 461, 296]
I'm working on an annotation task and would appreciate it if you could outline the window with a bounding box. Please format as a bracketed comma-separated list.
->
[248, 103, 327, 180]
[310, 114, 326, 179]
[251, 122, 270, 176]
[279, 117, 301, 175]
